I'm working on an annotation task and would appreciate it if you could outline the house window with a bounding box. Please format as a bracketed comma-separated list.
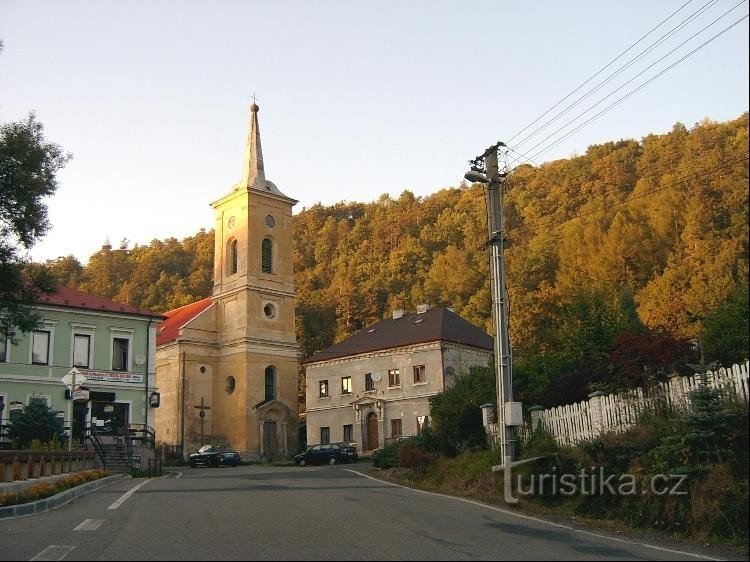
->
[388, 369, 400, 388]
[32, 331, 51, 365]
[261, 238, 273, 273]
[73, 334, 91, 368]
[265, 366, 276, 401]
[228, 239, 238, 275]
[413, 365, 426, 384]
[341, 376, 352, 395]
[0, 336, 7, 362]
[112, 337, 129, 371]
[417, 415, 429, 432]
[365, 373, 374, 391]
[320, 426, 330, 444]
[391, 419, 402, 438]
[319, 380, 329, 398]
[343, 424, 353, 443]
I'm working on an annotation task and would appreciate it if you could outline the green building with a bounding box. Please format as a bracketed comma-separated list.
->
[0, 285, 163, 446]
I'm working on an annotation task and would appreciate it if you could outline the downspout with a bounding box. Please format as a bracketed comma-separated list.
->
[180, 350, 185, 455]
[145, 318, 154, 432]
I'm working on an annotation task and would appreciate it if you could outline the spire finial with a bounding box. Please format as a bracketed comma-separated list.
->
[241, 96, 265, 189]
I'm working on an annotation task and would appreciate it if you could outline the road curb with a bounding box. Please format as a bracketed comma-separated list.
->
[0, 473, 126, 519]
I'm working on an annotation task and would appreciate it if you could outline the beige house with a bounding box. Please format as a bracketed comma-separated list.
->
[303, 306, 493, 453]
[154, 103, 299, 460]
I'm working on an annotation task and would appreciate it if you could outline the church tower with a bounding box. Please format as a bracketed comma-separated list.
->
[154, 103, 299, 460]
[209, 102, 299, 458]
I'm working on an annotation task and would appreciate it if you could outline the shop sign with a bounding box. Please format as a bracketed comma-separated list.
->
[80, 369, 143, 384]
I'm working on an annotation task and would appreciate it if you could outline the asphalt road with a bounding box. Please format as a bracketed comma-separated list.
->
[0, 465, 741, 561]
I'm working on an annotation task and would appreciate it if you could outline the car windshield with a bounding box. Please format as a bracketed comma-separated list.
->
[198, 445, 214, 453]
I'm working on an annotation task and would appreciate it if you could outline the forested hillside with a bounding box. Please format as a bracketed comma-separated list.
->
[46, 114, 749, 407]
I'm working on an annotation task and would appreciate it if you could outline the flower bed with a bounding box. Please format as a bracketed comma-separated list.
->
[0, 469, 110, 508]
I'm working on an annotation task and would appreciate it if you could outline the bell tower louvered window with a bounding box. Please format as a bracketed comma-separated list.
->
[261, 238, 273, 273]
[228, 239, 238, 275]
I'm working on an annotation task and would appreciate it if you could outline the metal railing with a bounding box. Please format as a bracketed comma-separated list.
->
[128, 424, 156, 448]
[86, 423, 107, 470]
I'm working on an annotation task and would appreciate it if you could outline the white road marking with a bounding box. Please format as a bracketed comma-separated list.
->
[173, 471, 182, 479]
[347, 469, 724, 561]
[107, 479, 152, 510]
[30, 545, 76, 561]
[73, 518, 105, 531]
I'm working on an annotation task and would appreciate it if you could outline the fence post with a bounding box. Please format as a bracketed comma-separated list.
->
[667, 372, 685, 408]
[528, 405, 545, 432]
[588, 392, 606, 435]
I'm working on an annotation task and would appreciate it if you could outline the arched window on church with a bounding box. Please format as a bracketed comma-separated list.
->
[261, 238, 273, 273]
[227, 238, 238, 275]
[264, 366, 276, 402]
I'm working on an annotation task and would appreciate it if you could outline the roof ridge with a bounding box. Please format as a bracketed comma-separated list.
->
[163, 296, 213, 317]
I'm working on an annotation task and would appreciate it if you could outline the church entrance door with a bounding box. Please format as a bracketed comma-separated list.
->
[366, 413, 379, 451]
[263, 421, 280, 460]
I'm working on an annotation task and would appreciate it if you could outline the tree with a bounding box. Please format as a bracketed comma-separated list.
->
[7, 396, 66, 449]
[701, 285, 749, 367]
[428, 364, 495, 455]
[0, 113, 70, 340]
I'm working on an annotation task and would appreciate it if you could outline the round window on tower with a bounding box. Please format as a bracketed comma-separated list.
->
[225, 376, 236, 394]
[265, 215, 275, 228]
[263, 303, 276, 318]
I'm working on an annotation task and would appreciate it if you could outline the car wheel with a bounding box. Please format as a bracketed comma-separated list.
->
[299, 459, 306, 467]
[190, 461, 196, 468]
[329, 457, 337, 465]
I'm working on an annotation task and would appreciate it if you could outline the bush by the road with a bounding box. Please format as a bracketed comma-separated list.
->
[0, 469, 110, 508]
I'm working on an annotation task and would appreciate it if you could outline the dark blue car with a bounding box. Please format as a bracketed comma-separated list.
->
[294, 442, 358, 466]
[189, 445, 241, 468]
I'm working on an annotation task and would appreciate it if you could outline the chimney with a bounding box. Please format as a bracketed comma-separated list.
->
[392, 309, 405, 319]
[416, 304, 430, 314]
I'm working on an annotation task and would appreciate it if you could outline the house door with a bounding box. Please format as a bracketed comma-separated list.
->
[263, 421, 280, 460]
[367, 413, 379, 451]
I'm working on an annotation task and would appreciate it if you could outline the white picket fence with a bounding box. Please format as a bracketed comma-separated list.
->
[524, 360, 749, 446]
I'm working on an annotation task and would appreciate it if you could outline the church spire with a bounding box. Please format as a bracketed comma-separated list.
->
[241, 102, 265, 190]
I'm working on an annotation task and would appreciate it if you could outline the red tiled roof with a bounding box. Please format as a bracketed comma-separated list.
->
[40, 285, 164, 319]
[304, 308, 493, 364]
[156, 297, 213, 346]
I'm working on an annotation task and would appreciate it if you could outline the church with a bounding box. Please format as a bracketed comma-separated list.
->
[153, 103, 299, 460]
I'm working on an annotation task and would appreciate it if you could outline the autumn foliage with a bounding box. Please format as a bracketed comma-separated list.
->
[45, 114, 749, 407]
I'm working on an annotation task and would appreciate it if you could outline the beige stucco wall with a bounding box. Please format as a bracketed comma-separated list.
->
[304, 342, 492, 452]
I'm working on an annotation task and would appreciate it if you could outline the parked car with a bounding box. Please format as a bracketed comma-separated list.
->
[294, 442, 359, 466]
[189, 445, 241, 468]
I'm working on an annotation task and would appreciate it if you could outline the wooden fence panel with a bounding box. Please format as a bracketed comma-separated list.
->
[524, 360, 749, 446]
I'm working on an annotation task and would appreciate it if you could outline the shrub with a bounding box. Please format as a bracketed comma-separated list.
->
[398, 442, 435, 472]
[0, 469, 110, 508]
[428, 364, 495, 454]
[7, 397, 65, 449]
[372, 440, 402, 469]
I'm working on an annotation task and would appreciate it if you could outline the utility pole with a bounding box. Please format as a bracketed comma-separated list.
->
[465, 142, 516, 468]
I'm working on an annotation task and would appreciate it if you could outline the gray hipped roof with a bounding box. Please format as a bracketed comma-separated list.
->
[304, 308, 493, 364]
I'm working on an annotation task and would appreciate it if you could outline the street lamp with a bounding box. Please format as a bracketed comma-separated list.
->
[464, 142, 520, 469]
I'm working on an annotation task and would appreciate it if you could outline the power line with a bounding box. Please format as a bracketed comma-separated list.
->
[507, 0, 699, 145]
[524, 10, 749, 164]
[510, 0, 721, 152]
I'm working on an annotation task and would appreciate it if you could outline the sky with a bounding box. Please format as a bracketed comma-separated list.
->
[1, 0, 748, 264]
